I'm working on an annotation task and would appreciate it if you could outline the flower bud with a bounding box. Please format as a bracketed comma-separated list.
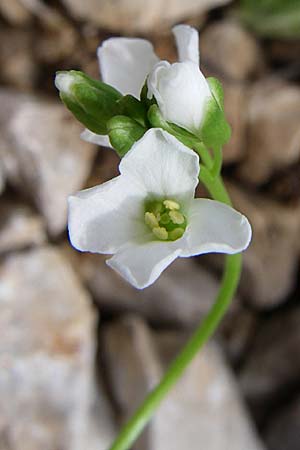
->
[147, 62, 231, 149]
[55, 70, 122, 135]
[147, 61, 212, 136]
[107, 116, 146, 157]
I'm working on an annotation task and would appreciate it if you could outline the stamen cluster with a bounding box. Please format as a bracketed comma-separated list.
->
[144, 198, 187, 241]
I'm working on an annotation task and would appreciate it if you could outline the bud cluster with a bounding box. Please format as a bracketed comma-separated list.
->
[55, 65, 231, 158]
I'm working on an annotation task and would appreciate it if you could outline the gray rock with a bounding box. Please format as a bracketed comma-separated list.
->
[62, 245, 238, 327]
[228, 183, 300, 308]
[222, 81, 247, 163]
[0, 0, 31, 25]
[61, 0, 232, 33]
[239, 308, 300, 411]
[0, 246, 115, 450]
[0, 28, 37, 89]
[101, 315, 265, 450]
[200, 21, 263, 81]
[64, 242, 255, 362]
[239, 78, 300, 184]
[0, 90, 96, 236]
[0, 199, 46, 253]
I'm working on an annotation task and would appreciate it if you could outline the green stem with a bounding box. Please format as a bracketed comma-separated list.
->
[200, 167, 231, 206]
[193, 142, 213, 169]
[108, 177, 242, 450]
[211, 145, 223, 178]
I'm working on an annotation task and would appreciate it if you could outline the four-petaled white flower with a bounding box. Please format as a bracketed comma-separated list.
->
[69, 128, 251, 289]
[81, 24, 212, 146]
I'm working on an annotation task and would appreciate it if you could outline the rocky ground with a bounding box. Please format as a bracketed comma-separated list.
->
[1, 1, 300, 449]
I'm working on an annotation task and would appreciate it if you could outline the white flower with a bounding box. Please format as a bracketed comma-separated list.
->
[69, 128, 251, 289]
[81, 24, 210, 146]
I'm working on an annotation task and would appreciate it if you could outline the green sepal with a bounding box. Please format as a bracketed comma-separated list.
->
[147, 105, 198, 149]
[117, 95, 148, 127]
[56, 70, 122, 135]
[107, 116, 146, 157]
[140, 81, 157, 109]
[207, 77, 225, 112]
[200, 78, 231, 149]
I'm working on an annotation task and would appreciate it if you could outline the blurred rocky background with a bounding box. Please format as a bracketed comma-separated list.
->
[1, 0, 300, 449]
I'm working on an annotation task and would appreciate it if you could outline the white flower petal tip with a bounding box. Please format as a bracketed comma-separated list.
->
[55, 72, 74, 95]
[181, 199, 252, 257]
[80, 129, 112, 148]
[107, 242, 182, 289]
[172, 24, 199, 64]
[97, 37, 159, 98]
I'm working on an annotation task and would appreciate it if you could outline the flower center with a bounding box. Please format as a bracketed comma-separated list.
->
[144, 199, 187, 241]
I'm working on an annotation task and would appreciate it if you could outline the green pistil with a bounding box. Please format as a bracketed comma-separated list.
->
[144, 198, 187, 241]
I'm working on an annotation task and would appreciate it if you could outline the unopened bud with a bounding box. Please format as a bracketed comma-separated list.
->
[55, 70, 122, 135]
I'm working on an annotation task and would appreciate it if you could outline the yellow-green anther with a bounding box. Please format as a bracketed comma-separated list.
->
[145, 212, 159, 229]
[169, 210, 185, 225]
[163, 200, 180, 210]
[152, 227, 169, 240]
[169, 228, 185, 241]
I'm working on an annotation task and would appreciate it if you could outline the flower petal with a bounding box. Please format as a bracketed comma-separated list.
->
[98, 37, 159, 98]
[107, 241, 182, 289]
[147, 61, 212, 134]
[181, 198, 252, 256]
[119, 128, 199, 206]
[68, 176, 148, 254]
[80, 129, 112, 148]
[172, 24, 199, 65]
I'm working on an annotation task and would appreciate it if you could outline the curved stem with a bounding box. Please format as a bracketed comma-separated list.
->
[108, 178, 242, 450]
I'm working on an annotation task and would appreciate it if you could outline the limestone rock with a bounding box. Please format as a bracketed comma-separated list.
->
[0, 90, 96, 236]
[61, 0, 232, 33]
[0, 246, 115, 450]
[62, 246, 232, 327]
[0, 0, 31, 25]
[238, 79, 300, 184]
[0, 28, 37, 89]
[200, 21, 262, 81]
[101, 316, 265, 450]
[228, 183, 300, 308]
[222, 81, 247, 163]
[0, 198, 46, 253]
[239, 308, 300, 414]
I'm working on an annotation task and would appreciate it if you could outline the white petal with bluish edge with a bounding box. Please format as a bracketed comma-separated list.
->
[80, 129, 112, 148]
[98, 38, 159, 98]
[68, 176, 148, 254]
[172, 24, 199, 65]
[181, 198, 252, 257]
[107, 241, 182, 289]
[120, 129, 200, 206]
[147, 61, 212, 134]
